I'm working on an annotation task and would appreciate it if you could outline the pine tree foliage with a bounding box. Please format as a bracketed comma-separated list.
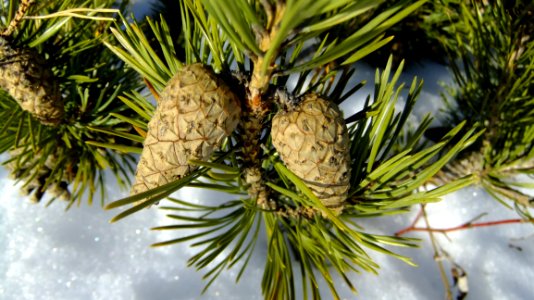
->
[425, 0, 534, 216]
[0, 0, 144, 206]
[363, 0, 534, 218]
[101, 1, 482, 298]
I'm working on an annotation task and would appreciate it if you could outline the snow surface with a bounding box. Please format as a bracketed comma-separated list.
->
[1, 1, 533, 299]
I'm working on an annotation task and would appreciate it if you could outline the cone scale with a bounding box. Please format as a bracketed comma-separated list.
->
[131, 64, 241, 196]
[271, 93, 351, 214]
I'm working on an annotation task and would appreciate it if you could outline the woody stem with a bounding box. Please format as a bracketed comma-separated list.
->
[396, 218, 532, 235]
[1, 0, 35, 37]
[241, 3, 284, 209]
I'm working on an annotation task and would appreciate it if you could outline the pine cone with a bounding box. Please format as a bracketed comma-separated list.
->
[131, 63, 241, 196]
[6, 145, 71, 203]
[271, 93, 350, 214]
[0, 37, 63, 125]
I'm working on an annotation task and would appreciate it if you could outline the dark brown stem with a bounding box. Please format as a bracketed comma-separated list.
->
[1, 0, 35, 37]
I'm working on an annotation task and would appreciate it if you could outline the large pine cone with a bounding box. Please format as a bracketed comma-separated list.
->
[0, 38, 63, 125]
[131, 63, 241, 196]
[271, 93, 350, 214]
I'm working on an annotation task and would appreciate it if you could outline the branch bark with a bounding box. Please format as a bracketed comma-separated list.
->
[1, 0, 35, 37]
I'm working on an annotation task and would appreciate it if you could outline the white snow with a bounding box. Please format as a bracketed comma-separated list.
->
[1, 164, 533, 299]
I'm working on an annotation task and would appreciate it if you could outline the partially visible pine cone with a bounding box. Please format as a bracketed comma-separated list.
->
[0, 37, 63, 125]
[271, 93, 351, 214]
[6, 145, 71, 203]
[131, 63, 241, 197]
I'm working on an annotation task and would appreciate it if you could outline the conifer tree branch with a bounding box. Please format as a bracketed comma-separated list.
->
[100, 2, 500, 299]
[240, 2, 287, 210]
[427, 0, 534, 211]
[1, 0, 34, 37]
[0, 0, 144, 205]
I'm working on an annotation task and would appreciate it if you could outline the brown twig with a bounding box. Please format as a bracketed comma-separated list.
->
[1, 0, 35, 37]
[395, 207, 424, 236]
[397, 218, 533, 235]
[242, 2, 285, 210]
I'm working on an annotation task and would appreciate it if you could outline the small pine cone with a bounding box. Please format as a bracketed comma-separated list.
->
[131, 63, 241, 196]
[271, 93, 351, 214]
[0, 38, 63, 125]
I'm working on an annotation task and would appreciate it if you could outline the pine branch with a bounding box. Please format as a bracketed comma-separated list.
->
[427, 0, 534, 211]
[0, 0, 144, 206]
[100, 1, 492, 299]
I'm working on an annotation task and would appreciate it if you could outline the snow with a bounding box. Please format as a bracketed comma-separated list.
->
[1, 1, 533, 299]
[0, 172, 263, 300]
[2, 168, 533, 300]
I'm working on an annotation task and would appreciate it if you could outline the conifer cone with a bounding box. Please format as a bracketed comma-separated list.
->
[131, 63, 241, 196]
[6, 145, 71, 203]
[271, 93, 351, 214]
[0, 37, 63, 125]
